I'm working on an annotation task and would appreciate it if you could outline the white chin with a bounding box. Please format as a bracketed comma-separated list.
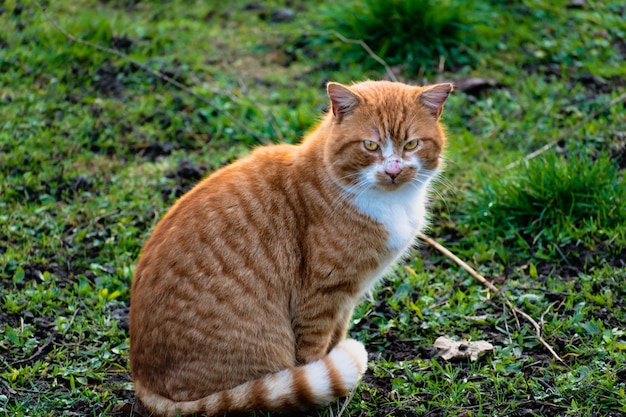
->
[376, 181, 404, 191]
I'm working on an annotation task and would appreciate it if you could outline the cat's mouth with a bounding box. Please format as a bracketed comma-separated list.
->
[376, 177, 406, 191]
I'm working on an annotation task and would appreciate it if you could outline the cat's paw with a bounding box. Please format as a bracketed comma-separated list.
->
[328, 339, 368, 389]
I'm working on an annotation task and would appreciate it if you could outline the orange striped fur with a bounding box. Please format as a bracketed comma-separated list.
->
[130, 80, 452, 416]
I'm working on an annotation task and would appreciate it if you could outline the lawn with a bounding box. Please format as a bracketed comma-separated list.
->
[1, 0, 625, 416]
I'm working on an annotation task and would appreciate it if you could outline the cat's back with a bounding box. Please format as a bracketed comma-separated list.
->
[135, 143, 302, 267]
[173, 143, 301, 217]
[132, 143, 308, 306]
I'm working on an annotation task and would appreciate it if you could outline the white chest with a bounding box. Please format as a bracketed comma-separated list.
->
[351, 182, 432, 295]
[353, 183, 430, 252]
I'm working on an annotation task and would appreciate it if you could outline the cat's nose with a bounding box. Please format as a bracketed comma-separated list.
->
[384, 160, 402, 179]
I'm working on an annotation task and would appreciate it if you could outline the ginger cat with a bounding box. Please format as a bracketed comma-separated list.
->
[130, 80, 452, 416]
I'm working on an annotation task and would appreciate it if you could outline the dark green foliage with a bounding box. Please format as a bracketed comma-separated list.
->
[320, 0, 480, 73]
[466, 152, 626, 243]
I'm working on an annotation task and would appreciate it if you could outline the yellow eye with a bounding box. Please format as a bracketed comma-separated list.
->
[404, 139, 419, 150]
[363, 140, 379, 151]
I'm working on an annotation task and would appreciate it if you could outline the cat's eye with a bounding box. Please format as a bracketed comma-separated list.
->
[404, 139, 419, 150]
[363, 140, 380, 151]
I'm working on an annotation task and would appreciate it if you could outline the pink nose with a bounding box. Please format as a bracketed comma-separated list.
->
[385, 160, 402, 179]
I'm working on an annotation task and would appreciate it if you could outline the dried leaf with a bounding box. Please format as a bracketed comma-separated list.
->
[111, 403, 133, 417]
[434, 336, 494, 361]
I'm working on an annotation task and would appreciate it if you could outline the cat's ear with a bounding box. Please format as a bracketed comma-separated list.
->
[327, 82, 361, 122]
[419, 83, 453, 119]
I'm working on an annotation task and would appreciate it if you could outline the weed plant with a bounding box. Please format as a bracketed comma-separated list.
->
[465, 152, 626, 245]
[319, 0, 479, 73]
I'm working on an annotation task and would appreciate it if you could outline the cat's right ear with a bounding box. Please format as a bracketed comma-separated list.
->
[327, 82, 361, 123]
[419, 83, 453, 119]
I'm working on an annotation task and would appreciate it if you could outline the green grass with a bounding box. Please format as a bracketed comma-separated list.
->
[1, 0, 625, 416]
[319, 0, 481, 73]
[465, 152, 626, 246]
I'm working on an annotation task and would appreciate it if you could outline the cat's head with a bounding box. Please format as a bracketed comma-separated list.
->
[324, 80, 452, 193]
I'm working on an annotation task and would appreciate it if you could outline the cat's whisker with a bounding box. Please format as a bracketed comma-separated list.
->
[412, 173, 437, 186]
[430, 177, 455, 197]
[335, 172, 363, 182]
[327, 179, 372, 218]
[408, 178, 451, 214]
[425, 170, 456, 197]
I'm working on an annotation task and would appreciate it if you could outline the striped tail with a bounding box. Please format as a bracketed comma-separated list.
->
[135, 339, 369, 417]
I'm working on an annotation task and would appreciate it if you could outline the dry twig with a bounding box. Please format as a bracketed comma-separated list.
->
[8, 308, 81, 368]
[326, 30, 399, 82]
[417, 232, 566, 364]
[9, 334, 55, 368]
[335, 385, 358, 417]
[31, 0, 265, 143]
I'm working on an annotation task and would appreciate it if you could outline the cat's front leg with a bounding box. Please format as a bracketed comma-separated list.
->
[292, 297, 356, 365]
[329, 302, 355, 350]
[292, 316, 334, 365]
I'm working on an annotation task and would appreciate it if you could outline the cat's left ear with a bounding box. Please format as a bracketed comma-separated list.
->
[419, 83, 453, 119]
[327, 82, 361, 123]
